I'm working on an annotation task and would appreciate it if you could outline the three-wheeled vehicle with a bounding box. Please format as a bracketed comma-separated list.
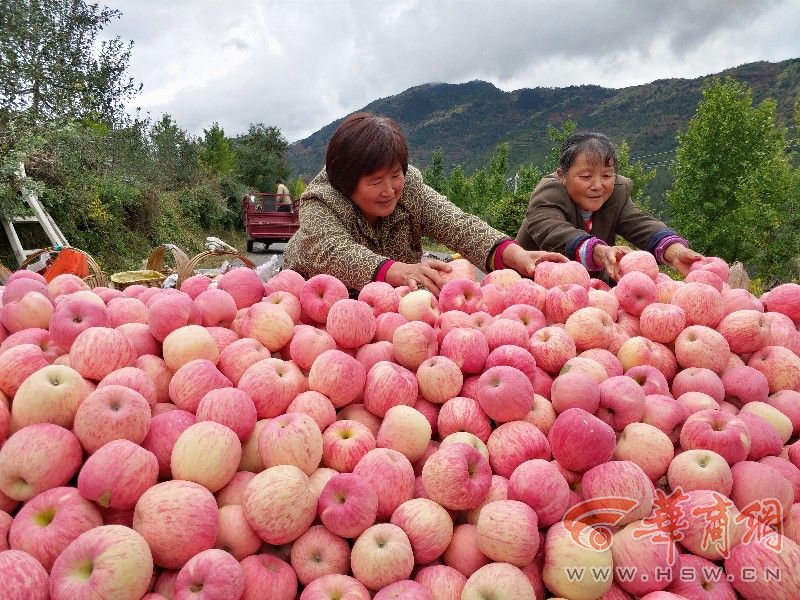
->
[242, 193, 300, 252]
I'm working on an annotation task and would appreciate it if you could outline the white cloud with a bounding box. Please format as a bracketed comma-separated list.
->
[103, 0, 800, 142]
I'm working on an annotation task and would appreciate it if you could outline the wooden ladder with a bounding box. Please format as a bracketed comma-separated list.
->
[2, 162, 69, 266]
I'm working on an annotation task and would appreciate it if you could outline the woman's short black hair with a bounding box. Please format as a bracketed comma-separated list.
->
[559, 132, 618, 173]
[326, 112, 409, 197]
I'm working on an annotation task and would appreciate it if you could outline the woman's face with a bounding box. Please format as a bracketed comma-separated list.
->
[351, 164, 405, 224]
[558, 152, 616, 212]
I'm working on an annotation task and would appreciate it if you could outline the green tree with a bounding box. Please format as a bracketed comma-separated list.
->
[666, 77, 797, 283]
[422, 149, 448, 195]
[199, 123, 235, 177]
[448, 165, 469, 211]
[0, 0, 140, 125]
[544, 120, 577, 172]
[488, 143, 509, 202]
[232, 123, 289, 193]
[149, 114, 201, 190]
[617, 140, 657, 214]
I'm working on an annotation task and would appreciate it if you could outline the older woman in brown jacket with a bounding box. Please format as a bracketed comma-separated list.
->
[516, 132, 702, 281]
[284, 112, 565, 292]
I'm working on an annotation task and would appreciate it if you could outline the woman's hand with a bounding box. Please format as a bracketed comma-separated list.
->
[385, 260, 451, 295]
[664, 243, 704, 277]
[593, 244, 631, 281]
[501, 244, 568, 278]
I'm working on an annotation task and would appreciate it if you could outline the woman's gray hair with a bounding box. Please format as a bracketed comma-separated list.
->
[559, 132, 618, 173]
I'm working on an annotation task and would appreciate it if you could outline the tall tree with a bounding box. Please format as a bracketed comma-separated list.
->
[666, 77, 797, 283]
[232, 123, 290, 193]
[149, 114, 201, 190]
[0, 0, 140, 125]
[422, 149, 448, 195]
[199, 122, 235, 178]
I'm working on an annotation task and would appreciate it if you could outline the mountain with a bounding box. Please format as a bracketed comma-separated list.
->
[286, 58, 800, 184]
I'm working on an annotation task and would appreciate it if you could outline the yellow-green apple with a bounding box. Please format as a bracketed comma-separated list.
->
[667, 449, 733, 496]
[72, 384, 150, 453]
[436, 396, 492, 442]
[545, 283, 590, 323]
[680, 409, 752, 465]
[666, 553, 736, 599]
[548, 407, 616, 472]
[438, 279, 484, 314]
[597, 375, 646, 431]
[487, 421, 550, 478]
[717, 309, 771, 354]
[416, 355, 463, 405]
[543, 520, 613, 600]
[238, 302, 294, 352]
[217, 337, 271, 385]
[48, 524, 152, 600]
[1, 291, 53, 332]
[243, 464, 316, 544]
[215, 503, 261, 560]
[724, 532, 800, 600]
[530, 325, 578, 375]
[49, 296, 108, 352]
[614, 422, 674, 481]
[582, 460, 654, 525]
[299, 274, 349, 323]
[258, 412, 322, 475]
[173, 548, 244, 599]
[672, 282, 724, 328]
[374, 311, 409, 343]
[475, 365, 533, 423]
[290, 524, 350, 586]
[318, 472, 378, 538]
[288, 324, 335, 370]
[642, 394, 687, 442]
[0, 548, 49, 598]
[534, 260, 591, 289]
[354, 448, 415, 520]
[377, 405, 432, 463]
[78, 439, 158, 509]
[307, 349, 366, 409]
[98, 366, 157, 407]
[321, 419, 376, 473]
[0, 423, 82, 501]
[299, 573, 370, 600]
[8, 486, 102, 571]
[507, 459, 569, 527]
[172, 421, 242, 492]
[141, 409, 196, 479]
[11, 364, 88, 429]
[237, 356, 306, 417]
[767, 390, 800, 436]
[475, 499, 539, 566]
[105, 296, 147, 327]
[325, 299, 377, 349]
[675, 325, 731, 374]
[357, 281, 400, 316]
[0, 344, 49, 399]
[216, 267, 265, 309]
[147, 293, 201, 342]
[614, 271, 657, 317]
[420, 443, 491, 511]
[240, 553, 297, 600]
[731, 459, 793, 517]
[390, 497, 453, 564]
[611, 520, 679, 596]
[135, 354, 172, 403]
[619, 249, 659, 279]
[737, 412, 783, 459]
[463, 562, 536, 600]
[414, 563, 466, 600]
[362, 360, 418, 417]
[350, 523, 414, 591]
[355, 340, 395, 371]
[438, 327, 488, 375]
[639, 302, 687, 345]
[748, 345, 800, 394]
[195, 387, 257, 442]
[392, 320, 438, 371]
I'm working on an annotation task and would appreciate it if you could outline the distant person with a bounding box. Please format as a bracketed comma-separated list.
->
[283, 112, 566, 293]
[515, 132, 703, 280]
[276, 179, 292, 212]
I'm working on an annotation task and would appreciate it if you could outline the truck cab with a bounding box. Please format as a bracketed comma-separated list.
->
[242, 193, 300, 252]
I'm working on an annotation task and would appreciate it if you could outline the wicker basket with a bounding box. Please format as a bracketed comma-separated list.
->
[146, 244, 190, 278]
[0, 262, 12, 285]
[179, 249, 256, 285]
[19, 247, 108, 288]
[110, 269, 166, 290]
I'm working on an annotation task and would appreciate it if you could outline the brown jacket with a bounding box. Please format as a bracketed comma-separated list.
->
[515, 173, 676, 259]
[283, 166, 508, 290]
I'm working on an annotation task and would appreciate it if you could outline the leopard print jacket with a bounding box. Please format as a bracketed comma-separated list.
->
[283, 166, 508, 290]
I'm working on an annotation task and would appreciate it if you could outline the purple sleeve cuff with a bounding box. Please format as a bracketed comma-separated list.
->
[374, 259, 395, 282]
[654, 236, 688, 265]
[577, 237, 608, 272]
[493, 240, 517, 271]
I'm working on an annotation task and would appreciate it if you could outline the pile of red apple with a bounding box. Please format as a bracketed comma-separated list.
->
[1, 250, 799, 600]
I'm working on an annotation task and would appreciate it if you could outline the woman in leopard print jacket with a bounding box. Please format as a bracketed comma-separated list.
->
[283, 112, 565, 292]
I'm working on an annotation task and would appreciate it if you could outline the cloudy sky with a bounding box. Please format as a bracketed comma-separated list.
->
[103, 0, 800, 143]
